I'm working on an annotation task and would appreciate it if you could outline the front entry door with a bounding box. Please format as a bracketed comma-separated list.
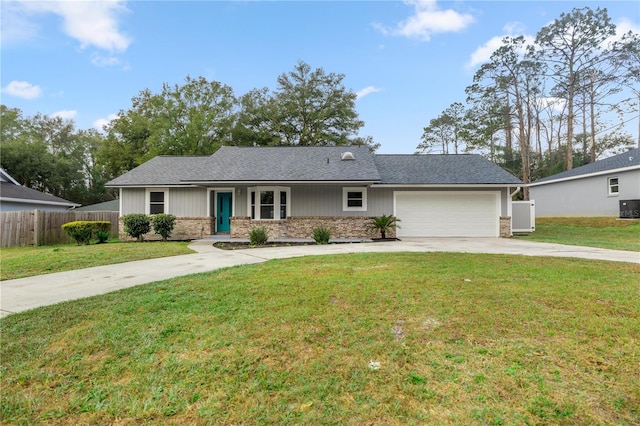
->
[216, 192, 232, 232]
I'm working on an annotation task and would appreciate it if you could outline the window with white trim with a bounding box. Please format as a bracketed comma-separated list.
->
[343, 187, 367, 211]
[248, 186, 290, 220]
[608, 177, 619, 195]
[146, 188, 168, 214]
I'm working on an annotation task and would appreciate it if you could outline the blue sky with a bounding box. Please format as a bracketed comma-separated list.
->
[1, 0, 638, 154]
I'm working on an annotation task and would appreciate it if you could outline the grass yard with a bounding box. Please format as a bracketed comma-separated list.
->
[0, 241, 194, 281]
[516, 217, 640, 252]
[2, 252, 638, 425]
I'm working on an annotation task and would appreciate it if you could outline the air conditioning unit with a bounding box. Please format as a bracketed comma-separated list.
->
[619, 199, 640, 219]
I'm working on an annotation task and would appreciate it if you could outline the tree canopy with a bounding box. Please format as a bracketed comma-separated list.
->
[417, 6, 638, 198]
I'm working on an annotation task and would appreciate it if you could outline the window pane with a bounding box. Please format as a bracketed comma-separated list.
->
[150, 192, 164, 202]
[610, 178, 618, 185]
[261, 205, 274, 219]
[280, 205, 287, 220]
[261, 191, 274, 205]
[347, 191, 363, 207]
[611, 186, 619, 193]
[150, 204, 164, 214]
[280, 191, 287, 205]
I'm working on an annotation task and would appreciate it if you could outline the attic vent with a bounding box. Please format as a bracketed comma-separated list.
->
[341, 151, 355, 161]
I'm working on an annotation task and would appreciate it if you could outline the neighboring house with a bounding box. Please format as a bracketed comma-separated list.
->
[106, 146, 523, 240]
[75, 199, 120, 212]
[529, 148, 640, 217]
[0, 168, 79, 212]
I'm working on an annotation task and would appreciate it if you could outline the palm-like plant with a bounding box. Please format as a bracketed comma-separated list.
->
[366, 214, 400, 239]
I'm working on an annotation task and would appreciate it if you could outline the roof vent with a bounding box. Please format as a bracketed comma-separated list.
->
[341, 151, 355, 161]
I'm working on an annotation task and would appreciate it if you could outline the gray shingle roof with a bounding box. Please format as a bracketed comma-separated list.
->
[374, 154, 523, 185]
[533, 148, 640, 184]
[183, 146, 380, 183]
[0, 182, 79, 206]
[106, 147, 524, 187]
[106, 156, 211, 186]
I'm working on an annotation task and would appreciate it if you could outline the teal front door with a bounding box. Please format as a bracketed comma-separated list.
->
[216, 192, 232, 232]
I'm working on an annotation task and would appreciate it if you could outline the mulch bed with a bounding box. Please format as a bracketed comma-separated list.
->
[212, 238, 399, 250]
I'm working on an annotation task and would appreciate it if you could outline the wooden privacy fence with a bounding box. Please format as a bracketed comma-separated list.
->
[0, 210, 119, 247]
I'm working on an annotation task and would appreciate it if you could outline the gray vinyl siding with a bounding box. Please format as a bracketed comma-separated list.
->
[120, 187, 207, 216]
[121, 188, 145, 215]
[530, 170, 640, 217]
[169, 187, 207, 216]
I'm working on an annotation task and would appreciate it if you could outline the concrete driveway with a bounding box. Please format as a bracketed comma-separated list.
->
[1, 238, 638, 317]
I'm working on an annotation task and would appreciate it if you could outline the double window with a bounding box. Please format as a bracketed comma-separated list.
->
[608, 177, 619, 195]
[343, 187, 367, 211]
[249, 187, 290, 220]
[146, 188, 168, 214]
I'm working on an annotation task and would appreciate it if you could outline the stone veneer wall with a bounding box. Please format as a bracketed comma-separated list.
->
[499, 216, 512, 238]
[231, 216, 390, 240]
[119, 217, 213, 241]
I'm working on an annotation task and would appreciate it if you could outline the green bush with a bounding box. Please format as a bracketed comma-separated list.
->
[249, 226, 269, 246]
[122, 214, 151, 241]
[312, 225, 331, 244]
[366, 214, 400, 239]
[152, 214, 176, 241]
[95, 230, 110, 244]
[61, 221, 111, 245]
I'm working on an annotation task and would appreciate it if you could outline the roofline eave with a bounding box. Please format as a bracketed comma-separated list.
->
[529, 165, 640, 187]
[372, 183, 523, 188]
[0, 197, 80, 207]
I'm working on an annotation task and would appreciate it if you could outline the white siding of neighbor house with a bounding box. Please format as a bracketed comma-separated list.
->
[530, 169, 640, 217]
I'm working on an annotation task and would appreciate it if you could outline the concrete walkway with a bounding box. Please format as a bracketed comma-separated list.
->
[1, 238, 638, 317]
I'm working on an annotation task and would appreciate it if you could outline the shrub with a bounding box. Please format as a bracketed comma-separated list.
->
[366, 214, 400, 239]
[95, 231, 110, 244]
[122, 214, 151, 241]
[61, 221, 111, 245]
[312, 225, 331, 244]
[249, 226, 269, 246]
[152, 213, 176, 241]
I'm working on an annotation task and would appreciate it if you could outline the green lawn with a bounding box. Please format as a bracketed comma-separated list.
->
[0, 241, 194, 281]
[516, 217, 640, 251]
[2, 253, 638, 425]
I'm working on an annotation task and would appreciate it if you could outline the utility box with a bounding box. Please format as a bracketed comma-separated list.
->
[619, 200, 640, 219]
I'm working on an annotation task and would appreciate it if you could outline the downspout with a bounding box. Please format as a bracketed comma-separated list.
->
[510, 187, 521, 198]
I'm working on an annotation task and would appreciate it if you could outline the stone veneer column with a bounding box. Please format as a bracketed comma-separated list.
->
[499, 216, 512, 237]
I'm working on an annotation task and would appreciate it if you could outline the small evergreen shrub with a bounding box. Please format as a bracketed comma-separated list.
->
[61, 221, 111, 245]
[249, 226, 269, 246]
[95, 230, 110, 244]
[62, 221, 94, 245]
[312, 225, 331, 244]
[122, 214, 151, 241]
[152, 213, 176, 241]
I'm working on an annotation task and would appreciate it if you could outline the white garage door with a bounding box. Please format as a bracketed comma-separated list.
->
[395, 191, 500, 237]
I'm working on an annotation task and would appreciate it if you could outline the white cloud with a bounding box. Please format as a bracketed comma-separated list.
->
[537, 97, 566, 113]
[465, 22, 534, 70]
[356, 86, 382, 99]
[93, 113, 119, 132]
[376, 0, 475, 41]
[0, 1, 39, 45]
[1, 80, 42, 99]
[9, 0, 131, 52]
[91, 53, 122, 67]
[608, 17, 640, 44]
[51, 110, 77, 120]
